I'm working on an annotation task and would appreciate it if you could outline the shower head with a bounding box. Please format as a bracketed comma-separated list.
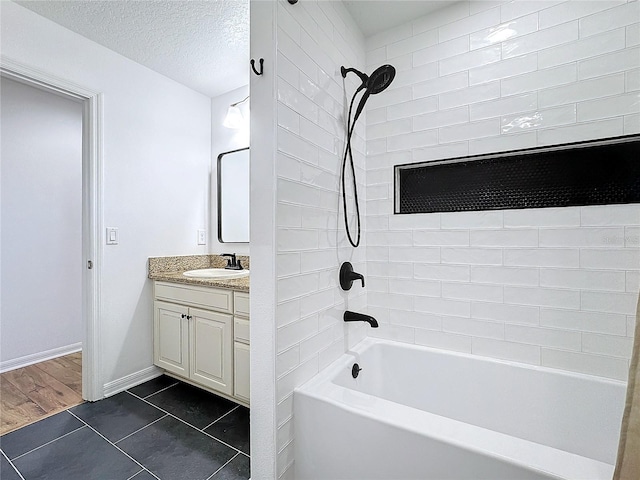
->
[341, 64, 396, 124]
[340, 64, 396, 248]
[367, 64, 396, 94]
[340, 64, 396, 94]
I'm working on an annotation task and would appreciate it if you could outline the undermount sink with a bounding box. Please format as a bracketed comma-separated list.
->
[183, 268, 249, 280]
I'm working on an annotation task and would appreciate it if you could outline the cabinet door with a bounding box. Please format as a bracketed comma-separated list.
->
[154, 301, 189, 377]
[190, 308, 233, 395]
[234, 341, 250, 403]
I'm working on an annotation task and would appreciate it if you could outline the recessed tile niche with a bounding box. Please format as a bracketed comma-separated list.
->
[395, 135, 640, 214]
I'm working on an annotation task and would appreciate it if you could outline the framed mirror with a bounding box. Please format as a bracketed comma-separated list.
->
[217, 147, 249, 243]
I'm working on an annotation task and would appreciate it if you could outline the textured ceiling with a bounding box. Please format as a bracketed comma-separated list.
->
[343, 1, 452, 37]
[16, 0, 249, 98]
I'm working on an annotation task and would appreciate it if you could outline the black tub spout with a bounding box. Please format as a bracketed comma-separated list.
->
[344, 310, 378, 328]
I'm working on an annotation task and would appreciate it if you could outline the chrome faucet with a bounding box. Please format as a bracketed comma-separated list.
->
[344, 310, 378, 328]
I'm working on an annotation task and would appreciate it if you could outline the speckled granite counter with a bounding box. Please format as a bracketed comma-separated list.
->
[148, 254, 249, 292]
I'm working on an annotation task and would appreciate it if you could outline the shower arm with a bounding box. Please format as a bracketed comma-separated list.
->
[341, 66, 368, 85]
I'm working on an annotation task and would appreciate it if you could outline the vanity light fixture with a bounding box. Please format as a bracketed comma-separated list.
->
[223, 95, 249, 129]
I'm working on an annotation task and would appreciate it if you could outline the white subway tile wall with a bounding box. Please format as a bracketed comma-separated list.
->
[365, 0, 640, 381]
[274, 1, 367, 477]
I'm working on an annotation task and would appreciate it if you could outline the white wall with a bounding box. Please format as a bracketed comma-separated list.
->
[0, 2, 212, 389]
[0, 77, 83, 367]
[249, 2, 278, 477]
[364, 0, 640, 381]
[211, 84, 250, 255]
[269, 1, 367, 477]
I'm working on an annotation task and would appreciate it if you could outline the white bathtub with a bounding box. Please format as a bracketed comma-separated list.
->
[294, 338, 626, 480]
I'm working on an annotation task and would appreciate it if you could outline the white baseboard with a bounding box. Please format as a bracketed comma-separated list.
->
[0, 343, 82, 373]
[103, 366, 163, 398]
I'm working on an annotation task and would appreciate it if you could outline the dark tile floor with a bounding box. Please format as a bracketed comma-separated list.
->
[0, 376, 250, 480]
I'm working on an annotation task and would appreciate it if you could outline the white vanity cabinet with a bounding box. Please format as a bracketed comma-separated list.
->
[233, 292, 250, 403]
[154, 301, 190, 377]
[153, 281, 248, 405]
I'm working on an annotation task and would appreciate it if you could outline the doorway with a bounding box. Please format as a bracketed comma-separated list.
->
[0, 60, 103, 432]
[0, 76, 83, 433]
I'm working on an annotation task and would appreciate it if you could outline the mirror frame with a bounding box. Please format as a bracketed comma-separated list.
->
[217, 147, 250, 243]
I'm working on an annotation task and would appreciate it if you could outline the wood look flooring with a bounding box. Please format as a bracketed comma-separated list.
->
[0, 352, 83, 435]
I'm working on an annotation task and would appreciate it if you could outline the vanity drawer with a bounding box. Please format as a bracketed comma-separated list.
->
[234, 292, 250, 317]
[234, 318, 250, 344]
[155, 282, 232, 313]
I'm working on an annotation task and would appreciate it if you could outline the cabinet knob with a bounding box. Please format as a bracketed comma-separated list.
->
[181, 314, 187, 318]
[187, 315, 192, 320]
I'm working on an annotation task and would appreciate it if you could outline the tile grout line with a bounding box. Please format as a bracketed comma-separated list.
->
[1, 449, 26, 480]
[205, 452, 240, 480]
[126, 390, 249, 457]
[114, 414, 168, 445]
[67, 410, 161, 480]
[10, 424, 87, 461]
[126, 469, 145, 480]
[127, 390, 248, 456]
[202, 405, 240, 431]
[139, 381, 180, 400]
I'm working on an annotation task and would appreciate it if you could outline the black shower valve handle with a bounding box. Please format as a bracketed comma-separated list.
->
[340, 262, 365, 291]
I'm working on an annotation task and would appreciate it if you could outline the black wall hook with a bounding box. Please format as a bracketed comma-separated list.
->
[251, 58, 264, 76]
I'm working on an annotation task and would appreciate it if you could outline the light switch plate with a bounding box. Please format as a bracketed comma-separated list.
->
[197, 229, 207, 245]
[106, 227, 118, 245]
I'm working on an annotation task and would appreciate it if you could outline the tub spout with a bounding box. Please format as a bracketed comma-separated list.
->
[344, 310, 378, 328]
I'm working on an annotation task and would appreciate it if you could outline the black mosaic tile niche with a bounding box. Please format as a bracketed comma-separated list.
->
[395, 135, 640, 214]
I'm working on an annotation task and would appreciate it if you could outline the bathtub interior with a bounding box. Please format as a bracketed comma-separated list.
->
[330, 339, 626, 465]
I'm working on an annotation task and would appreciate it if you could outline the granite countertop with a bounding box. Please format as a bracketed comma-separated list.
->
[148, 254, 250, 292]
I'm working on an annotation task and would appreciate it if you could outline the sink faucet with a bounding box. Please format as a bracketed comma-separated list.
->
[344, 310, 378, 328]
[221, 253, 243, 270]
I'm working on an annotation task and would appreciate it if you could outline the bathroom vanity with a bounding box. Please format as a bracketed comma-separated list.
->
[148, 255, 250, 407]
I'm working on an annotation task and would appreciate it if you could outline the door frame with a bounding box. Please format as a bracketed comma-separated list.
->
[1, 56, 104, 401]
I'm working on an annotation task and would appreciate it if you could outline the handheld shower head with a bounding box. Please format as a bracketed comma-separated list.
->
[340, 64, 396, 94]
[340, 63, 396, 248]
[342, 64, 396, 124]
[367, 64, 396, 94]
